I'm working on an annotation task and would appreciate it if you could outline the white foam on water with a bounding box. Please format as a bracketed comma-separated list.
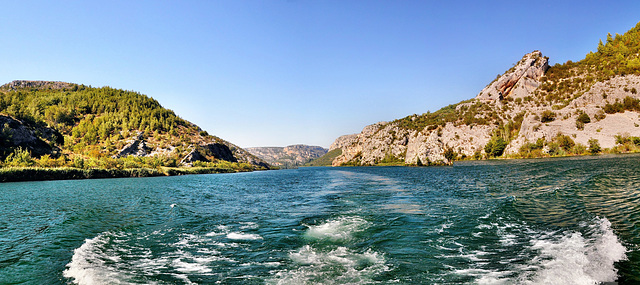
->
[453, 268, 512, 281]
[172, 257, 213, 273]
[205, 231, 224, 237]
[173, 233, 221, 248]
[476, 224, 492, 229]
[208, 223, 262, 241]
[240, 221, 259, 229]
[211, 241, 240, 248]
[304, 216, 369, 242]
[269, 245, 389, 285]
[227, 232, 263, 240]
[520, 217, 627, 284]
[263, 261, 282, 267]
[499, 233, 517, 246]
[269, 216, 388, 284]
[64, 224, 257, 284]
[63, 233, 139, 285]
[172, 273, 197, 285]
[457, 217, 627, 285]
[433, 222, 453, 234]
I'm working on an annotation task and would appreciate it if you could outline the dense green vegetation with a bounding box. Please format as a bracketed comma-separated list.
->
[394, 99, 499, 133]
[1, 84, 188, 137]
[0, 82, 263, 177]
[484, 136, 507, 157]
[603, 96, 640, 114]
[376, 152, 406, 166]
[0, 165, 242, 182]
[540, 110, 556, 123]
[512, 132, 640, 159]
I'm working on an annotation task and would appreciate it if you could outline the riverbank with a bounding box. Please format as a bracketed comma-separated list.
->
[0, 166, 246, 183]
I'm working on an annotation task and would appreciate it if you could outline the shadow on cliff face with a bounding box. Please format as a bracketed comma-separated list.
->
[181, 143, 239, 165]
[0, 115, 63, 159]
[201, 143, 237, 162]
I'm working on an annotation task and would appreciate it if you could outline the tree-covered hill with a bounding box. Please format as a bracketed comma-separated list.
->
[0, 80, 268, 174]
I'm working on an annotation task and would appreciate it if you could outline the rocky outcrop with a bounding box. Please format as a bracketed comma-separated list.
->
[476, 51, 549, 101]
[0, 115, 62, 158]
[329, 134, 359, 151]
[112, 131, 270, 168]
[329, 50, 640, 166]
[506, 75, 640, 152]
[181, 142, 266, 167]
[202, 143, 237, 162]
[115, 132, 150, 157]
[214, 141, 270, 168]
[330, 121, 493, 166]
[246, 144, 328, 168]
[180, 148, 209, 165]
[1, 80, 76, 91]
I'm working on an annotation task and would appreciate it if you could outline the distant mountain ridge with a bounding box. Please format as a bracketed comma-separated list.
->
[246, 144, 328, 168]
[328, 21, 640, 166]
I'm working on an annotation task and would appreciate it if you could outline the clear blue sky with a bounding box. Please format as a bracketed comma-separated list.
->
[1, 1, 639, 148]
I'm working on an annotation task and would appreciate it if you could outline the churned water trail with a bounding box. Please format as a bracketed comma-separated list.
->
[1, 154, 640, 284]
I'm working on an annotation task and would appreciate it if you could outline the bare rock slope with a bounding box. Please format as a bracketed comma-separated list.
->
[329, 49, 640, 166]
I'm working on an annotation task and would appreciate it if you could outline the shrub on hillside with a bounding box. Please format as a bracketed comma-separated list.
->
[588, 138, 602, 154]
[540, 110, 556, 123]
[4, 147, 35, 167]
[484, 136, 507, 157]
[443, 147, 457, 162]
[576, 112, 591, 130]
[556, 134, 575, 151]
[604, 96, 640, 114]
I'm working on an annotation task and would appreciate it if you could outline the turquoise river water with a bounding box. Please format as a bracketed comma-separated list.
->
[2, 154, 640, 284]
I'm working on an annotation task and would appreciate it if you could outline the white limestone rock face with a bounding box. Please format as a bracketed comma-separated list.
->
[476, 51, 549, 101]
[329, 134, 359, 151]
[507, 75, 640, 153]
[332, 120, 495, 166]
[328, 50, 640, 167]
[245, 144, 328, 168]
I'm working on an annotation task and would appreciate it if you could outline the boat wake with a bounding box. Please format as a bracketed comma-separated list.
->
[448, 217, 627, 284]
[269, 216, 389, 285]
[63, 223, 266, 285]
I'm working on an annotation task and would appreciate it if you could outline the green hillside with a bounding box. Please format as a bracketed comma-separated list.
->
[305, 148, 342, 166]
[0, 81, 267, 174]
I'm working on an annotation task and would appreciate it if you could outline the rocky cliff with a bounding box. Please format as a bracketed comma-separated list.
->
[246, 144, 328, 168]
[328, 22, 640, 166]
[476, 51, 549, 101]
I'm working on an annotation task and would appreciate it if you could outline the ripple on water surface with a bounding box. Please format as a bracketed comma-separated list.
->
[3, 156, 640, 284]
